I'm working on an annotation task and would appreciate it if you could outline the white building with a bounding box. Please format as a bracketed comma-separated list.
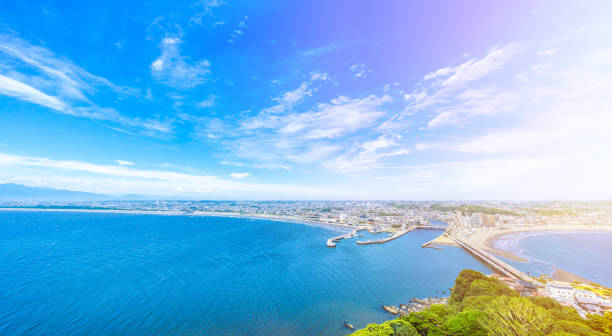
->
[546, 283, 575, 301]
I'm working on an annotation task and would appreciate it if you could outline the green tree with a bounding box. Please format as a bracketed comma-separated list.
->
[401, 310, 447, 336]
[450, 270, 490, 303]
[444, 310, 487, 336]
[480, 296, 554, 336]
[351, 319, 417, 336]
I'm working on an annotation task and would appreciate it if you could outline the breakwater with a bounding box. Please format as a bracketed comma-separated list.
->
[355, 227, 414, 245]
[326, 229, 365, 247]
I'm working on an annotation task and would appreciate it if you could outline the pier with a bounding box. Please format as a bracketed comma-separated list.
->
[326, 229, 365, 247]
[448, 234, 532, 281]
[355, 227, 415, 245]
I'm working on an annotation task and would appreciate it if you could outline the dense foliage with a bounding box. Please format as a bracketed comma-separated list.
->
[349, 269, 612, 336]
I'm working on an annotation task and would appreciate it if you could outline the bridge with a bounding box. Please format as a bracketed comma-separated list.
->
[448, 234, 532, 281]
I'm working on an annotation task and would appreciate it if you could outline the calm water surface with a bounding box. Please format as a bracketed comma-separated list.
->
[0, 211, 489, 336]
[493, 231, 612, 286]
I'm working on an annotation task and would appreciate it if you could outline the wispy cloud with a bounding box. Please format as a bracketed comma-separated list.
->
[423, 44, 520, 87]
[228, 16, 249, 43]
[324, 135, 409, 173]
[301, 43, 342, 57]
[0, 33, 171, 136]
[0, 74, 67, 111]
[190, 0, 226, 25]
[151, 37, 211, 89]
[381, 43, 521, 130]
[197, 95, 216, 108]
[240, 73, 328, 130]
[349, 64, 371, 78]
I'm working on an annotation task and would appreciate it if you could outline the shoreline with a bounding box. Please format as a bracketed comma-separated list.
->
[465, 225, 612, 262]
[465, 225, 612, 283]
[0, 207, 355, 232]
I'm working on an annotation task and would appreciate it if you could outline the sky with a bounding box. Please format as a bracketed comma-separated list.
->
[0, 0, 611, 200]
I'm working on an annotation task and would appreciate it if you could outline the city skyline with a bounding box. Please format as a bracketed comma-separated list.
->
[1, 1, 612, 200]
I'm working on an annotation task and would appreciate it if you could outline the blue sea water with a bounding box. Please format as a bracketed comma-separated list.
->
[0, 211, 490, 336]
[492, 231, 612, 287]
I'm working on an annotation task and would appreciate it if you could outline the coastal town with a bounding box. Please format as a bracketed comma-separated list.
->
[2, 199, 612, 316]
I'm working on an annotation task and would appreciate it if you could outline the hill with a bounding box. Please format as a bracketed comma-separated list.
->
[0, 183, 110, 201]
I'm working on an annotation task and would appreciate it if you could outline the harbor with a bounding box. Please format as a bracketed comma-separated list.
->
[327, 224, 446, 247]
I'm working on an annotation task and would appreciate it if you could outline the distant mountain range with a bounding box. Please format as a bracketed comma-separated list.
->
[0, 183, 111, 201]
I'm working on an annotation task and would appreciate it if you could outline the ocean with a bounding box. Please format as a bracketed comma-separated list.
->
[0, 211, 488, 335]
[492, 230, 612, 287]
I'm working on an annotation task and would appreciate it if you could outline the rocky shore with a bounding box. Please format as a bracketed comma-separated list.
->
[382, 297, 449, 316]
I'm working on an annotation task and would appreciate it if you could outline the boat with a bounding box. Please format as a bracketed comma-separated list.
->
[344, 321, 354, 330]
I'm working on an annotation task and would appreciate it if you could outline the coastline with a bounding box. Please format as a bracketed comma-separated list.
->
[462, 225, 612, 284]
[465, 224, 612, 263]
[0, 207, 354, 231]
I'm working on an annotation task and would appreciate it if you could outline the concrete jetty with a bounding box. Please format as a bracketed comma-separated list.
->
[355, 227, 414, 245]
[449, 234, 532, 281]
[326, 229, 364, 247]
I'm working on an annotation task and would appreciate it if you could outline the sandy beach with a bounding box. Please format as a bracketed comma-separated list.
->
[466, 224, 612, 263]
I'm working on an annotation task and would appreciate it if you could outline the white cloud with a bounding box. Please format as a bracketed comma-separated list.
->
[278, 94, 392, 140]
[197, 95, 216, 108]
[240, 74, 328, 130]
[0, 74, 67, 111]
[190, 0, 226, 25]
[350, 64, 371, 78]
[424, 44, 520, 87]
[225, 92, 394, 172]
[426, 88, 517, 128]
[151, 37, 211, 88]
[229, 172, 250, 179]
[228, 16, 249, 43]
[324, 135, 409, 173]
[115, 160, 134, 166]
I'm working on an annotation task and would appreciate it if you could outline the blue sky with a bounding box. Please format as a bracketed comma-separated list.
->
[1, 1, 611, 200]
